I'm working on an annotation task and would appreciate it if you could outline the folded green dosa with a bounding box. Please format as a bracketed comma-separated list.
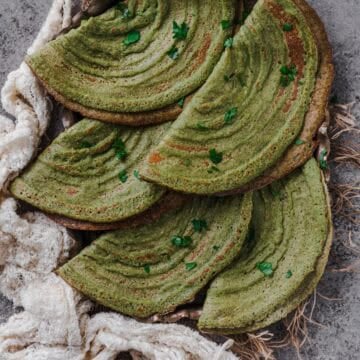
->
[142, 0, 333, 194]
[26, 0, 236, 125]
[198, 159, 332, 334]
[10, 119, 179, 229]
[57, 193, 253, 318]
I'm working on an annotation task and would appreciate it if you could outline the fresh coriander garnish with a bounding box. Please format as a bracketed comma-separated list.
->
[123, 30, 140, 46]
[172, 21, 189, 40]
[113, 138, 128, 160]
[256, 262, 273, 277]
[167, 46, 179, 60]
[171, 235, 192, 248]
[319, 149, 328, 170]
[209, 149, 223, 164]
[79, 140, 93, 149]
[295, 138, 305, 145]
[207, 165, 220, 174]
[221, 20, 232, 30]
[283, 23, 293, 32]
[133, 170, 140, 180]
[185, 262, 197, 271]
[286, 270, 293, 278]
[280, 64, 297, 87]
[178, 97, 185, 108]
[196, 122, 209, 131]
[144, 264, 150, 274]
[118, 169, 128, 183]
[224, 107, 238, 124]
[213, 245, 220, 251]
[224, 37, 234, 48]
[192, 219, 208, 232]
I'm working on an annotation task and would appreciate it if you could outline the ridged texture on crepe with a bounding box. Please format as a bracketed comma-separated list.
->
[198, 159, 332, 334]
[10, 119, 168, 224]
[142, 0, 321, 194]
[26, 0, 235, 124]
[57, 193, 253, 318]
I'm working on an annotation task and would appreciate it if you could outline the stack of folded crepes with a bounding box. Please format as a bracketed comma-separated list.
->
[9, 0, 334, 334]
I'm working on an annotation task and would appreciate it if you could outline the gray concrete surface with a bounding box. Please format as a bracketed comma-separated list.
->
[0, 1, 359, 359]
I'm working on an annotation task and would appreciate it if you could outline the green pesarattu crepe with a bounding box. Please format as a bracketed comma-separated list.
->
[10, 119, 186, 230]
[57, 193, 253, 318]
[141, 0, 333, 195]
[26, 0, 236, 125]
[198, 158, 332, 334]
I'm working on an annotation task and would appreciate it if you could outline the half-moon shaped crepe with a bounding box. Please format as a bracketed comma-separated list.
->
[141, 0, 333, 194]
[10, 118, 180, 229]
[57, 193, 253, 318]
[26, 0, 236, 125]
[198, 159, 332, 334]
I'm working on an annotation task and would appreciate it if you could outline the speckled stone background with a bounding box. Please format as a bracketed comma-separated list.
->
[0, 1, 359, 359]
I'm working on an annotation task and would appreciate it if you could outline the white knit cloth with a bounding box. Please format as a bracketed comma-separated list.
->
[0, 1, 237, 359]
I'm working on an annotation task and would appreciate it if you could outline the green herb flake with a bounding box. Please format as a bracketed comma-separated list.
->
[209, 148, 223, 164]
[192, 219, 208, 233]
[79, 140, 93, 149]
[177, 97, 185, 108]
[172, 21, 189, 40]
[221, 20, 232, 30]
[286, 270, 293, 279]
[279, 64, 298, 87]
[113, 138, 128, 160]
[224, 107, 238, 124]
[123, 30, 141, 46]
[224, 37, 234, 48]
[167, 46, 179, 60]
[283, 23, 293, 32]
[185, 262, 197, 271]
[319, 149, 328, 170]
[118, 169, 128, 183]
[295, 138, 305, 145]
[213, 245, 220, 251]
[256, 262, 273, 277]
[133, 170, 140, 180]
[207, 166, 220, 174]
[144, 264, 150, 274]
[171, 235, 192, 248]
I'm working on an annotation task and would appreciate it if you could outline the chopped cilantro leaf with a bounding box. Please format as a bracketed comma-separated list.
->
[221, 20, 232, 30]
[80, 140, 93, 149]
[177, 97, 185, 108]
[286, 270, 293, 278]
[171, 235, 192, 248]
[167, 46, 179, 60]
[209, 149, 223, 164]
[283, 23, 293, 32]
[144, 264, 150, 274]
[256, 262, 273, 277]
[280, 65, 297, 87]
[172, 21, 189, 40]
[224, 107, 238, 124]
[123, 30, 140, 46]
[319, 149, 328, 170]
[133, 170, 140, 180]
[192, 219, 208, 232]
[113, 138, 128, 160]
[295, 138, 305, 145]
[185, 262, 197, 271]
[213, 245, 220, 251]
[224, 37, 234, 48]
[118, 169, 128, 183]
